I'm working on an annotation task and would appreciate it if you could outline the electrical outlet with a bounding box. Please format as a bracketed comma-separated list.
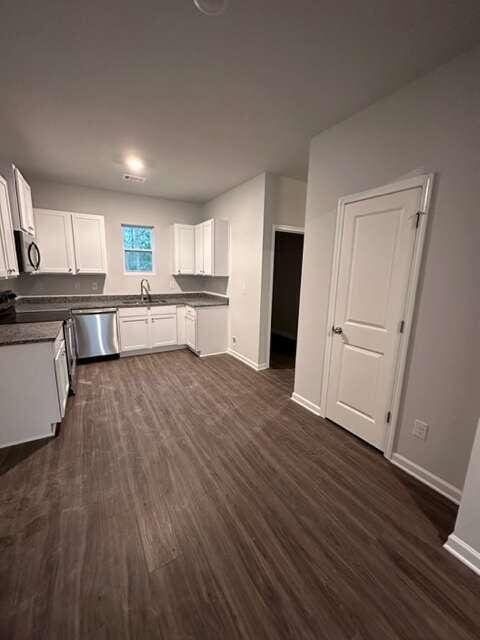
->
[74, 281, 80, 290]
[413, 419, 429, 440]
[91, 281, 98, 291]
[169, 279, 175, 290]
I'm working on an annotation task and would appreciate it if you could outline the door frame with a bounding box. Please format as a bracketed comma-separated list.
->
[266, 224, 305, 368]
[320, 174, 434, 459]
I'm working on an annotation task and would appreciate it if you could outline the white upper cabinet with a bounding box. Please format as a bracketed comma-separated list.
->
[14, 168, 35, 236]
[172, 224, 195, 275]
[194, 224, 204, 275]
[194, 219, 229, 277]
[71, 213, 107, 274]
[0, 176, 19, 278]
[34, 209, 75, 274]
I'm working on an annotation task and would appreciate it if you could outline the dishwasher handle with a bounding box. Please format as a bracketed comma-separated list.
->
[72, 308, 118, 315]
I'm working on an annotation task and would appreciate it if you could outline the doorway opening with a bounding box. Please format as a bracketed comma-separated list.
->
[269, 227, 304, 370]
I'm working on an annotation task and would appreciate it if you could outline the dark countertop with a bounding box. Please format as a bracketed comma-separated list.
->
[0, 321, 63, 346]
[15, 292, 229, 313]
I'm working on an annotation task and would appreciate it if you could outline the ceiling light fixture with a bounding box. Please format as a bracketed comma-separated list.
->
[193, 0, 228, 16]
[125, 155, 145, 173]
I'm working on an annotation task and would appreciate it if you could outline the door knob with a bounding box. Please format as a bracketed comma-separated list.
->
[332, 326, 343, 335]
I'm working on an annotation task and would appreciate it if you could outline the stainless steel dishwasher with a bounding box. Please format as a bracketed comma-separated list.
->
[72, 308, 119, 359]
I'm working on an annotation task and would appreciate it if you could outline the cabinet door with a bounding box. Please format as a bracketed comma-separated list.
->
[0, 176, 19, 277]
[202, 220, 214, 276]
[176, 306, 186, 345]
[14, 168, 35, 235]
[72, 213, 107, 273]
[150, 314, 177, 348]
[119, 316, 150, 352]
[34, 209, 75, 274]
[54, 342, 69, 419]
[194, 224, 204, 274]
[185, 314, 196, 351]
[173, 224, 195, 275]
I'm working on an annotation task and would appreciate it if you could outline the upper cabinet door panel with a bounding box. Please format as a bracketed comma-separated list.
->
[173, 224, 195, 275]
[194, 224, 204, 274]
[0, 176, 19, 277]
[14, 168, 35, 236]
[202, 220, 214, 276]
[72, 213, 107, 273]
[34, 209, 75, 274]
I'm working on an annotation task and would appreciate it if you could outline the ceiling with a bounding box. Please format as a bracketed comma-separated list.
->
[0, 1, 479, 202]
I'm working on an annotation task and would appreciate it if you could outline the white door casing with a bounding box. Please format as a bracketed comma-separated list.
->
[322, 175, 433, 453]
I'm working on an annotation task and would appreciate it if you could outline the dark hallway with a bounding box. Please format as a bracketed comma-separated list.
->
[269, 231, 304, 369]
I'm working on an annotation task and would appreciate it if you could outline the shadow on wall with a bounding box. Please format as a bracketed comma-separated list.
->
[10, 274, 107, 296]
[199, 276, 228, 296]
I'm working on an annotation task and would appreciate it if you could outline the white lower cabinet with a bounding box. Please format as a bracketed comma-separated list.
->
[185, 310, 197, 351]
[150, 313, 177, 348]
[119, 306, 178, 354]
[0, 328, 68, 448]
[184, 305, 228, 357]
[54, 339, 69, 420]
[119, 316, 150, 352]
[118, 304, 228, 358]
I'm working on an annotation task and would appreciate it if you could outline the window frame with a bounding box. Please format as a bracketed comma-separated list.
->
[121, 223, 156, 276]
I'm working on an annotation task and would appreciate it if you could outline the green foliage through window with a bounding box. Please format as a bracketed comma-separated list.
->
[122, 225, 154, 273]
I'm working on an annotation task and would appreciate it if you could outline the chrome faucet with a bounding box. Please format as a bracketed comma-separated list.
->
[140, 278, 151, 304]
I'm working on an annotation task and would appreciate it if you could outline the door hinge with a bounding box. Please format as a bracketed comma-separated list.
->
[399, 320, 405, 334]
[386, 411, 392, 424]
[415, 211, 426, 229]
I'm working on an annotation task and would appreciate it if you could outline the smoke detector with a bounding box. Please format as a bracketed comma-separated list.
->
[123, 174, 146, 184]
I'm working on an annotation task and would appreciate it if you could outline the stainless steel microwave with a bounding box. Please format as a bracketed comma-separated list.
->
[14, 230, 41, 273]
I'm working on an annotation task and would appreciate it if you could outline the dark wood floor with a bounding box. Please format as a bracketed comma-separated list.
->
[1, 351, 479, 639]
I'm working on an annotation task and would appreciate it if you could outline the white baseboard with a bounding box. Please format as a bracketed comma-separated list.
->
[390, 453, 462, 504]
[120, 344, 186, 358]
[444, 535, 480, 577]
[227, 349, 268, 372]
[199, 351, 228, 358]
[291, 392, 322, 416]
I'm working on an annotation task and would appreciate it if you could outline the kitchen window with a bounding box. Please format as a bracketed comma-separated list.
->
[122, 224, 155, 274]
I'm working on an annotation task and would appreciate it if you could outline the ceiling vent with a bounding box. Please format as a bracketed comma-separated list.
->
[123, 174, 146, 184]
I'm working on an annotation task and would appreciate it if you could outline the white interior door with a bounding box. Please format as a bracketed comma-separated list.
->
[325, 185, 423, 450]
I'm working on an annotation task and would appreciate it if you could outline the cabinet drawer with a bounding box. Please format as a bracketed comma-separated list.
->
[150, 305, 177, 316]
[118, 306, 149, 318]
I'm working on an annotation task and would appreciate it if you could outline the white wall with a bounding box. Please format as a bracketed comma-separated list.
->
[202, 173, 268, 367]
[447, 419, 480, 574]
[9, 180, 203, 296]
[271, 175, 307, 227]
[295, 45, 480, 490]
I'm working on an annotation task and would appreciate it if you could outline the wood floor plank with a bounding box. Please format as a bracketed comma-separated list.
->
[1, 350, 479, 640]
